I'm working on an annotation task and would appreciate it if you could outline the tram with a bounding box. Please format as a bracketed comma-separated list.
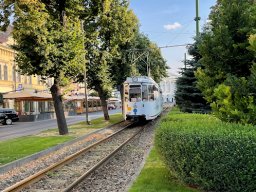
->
[123, 76, 163, 121]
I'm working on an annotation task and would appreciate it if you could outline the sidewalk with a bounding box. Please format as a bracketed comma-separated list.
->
[0, 109, 121, 141]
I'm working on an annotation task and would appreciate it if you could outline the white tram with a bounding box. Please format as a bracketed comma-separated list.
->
[123, 76, 163, 121]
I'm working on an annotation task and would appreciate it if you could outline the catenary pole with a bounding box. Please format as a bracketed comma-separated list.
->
[81, 21, 90, 125]
[195, 0, 200, 37]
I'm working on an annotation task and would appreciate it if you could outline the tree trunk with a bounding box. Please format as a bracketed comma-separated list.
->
[100, 96, 109, 120]
[50, 82, 68, 135]
[97, 88, 109, 120]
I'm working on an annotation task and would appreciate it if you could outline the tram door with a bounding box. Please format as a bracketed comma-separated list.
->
[123, 84, 143, 119]
[123, 83, 129, 119]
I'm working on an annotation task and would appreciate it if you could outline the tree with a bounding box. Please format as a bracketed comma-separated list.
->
[196, 0, 256, 103]
[196, 0, 256, 123]
[0, 0, 85, 135]
[175, 38, 210, 113]
[249, 34, 256, 53]
[112, 32, 169, 87]
[82, 0, 138, 120]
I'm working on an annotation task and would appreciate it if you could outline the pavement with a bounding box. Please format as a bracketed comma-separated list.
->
[0, 109, 122, 141]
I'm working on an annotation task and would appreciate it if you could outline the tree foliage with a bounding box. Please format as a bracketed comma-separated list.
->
[112, 32, 168, 87]
[196, 0, 256, 124]
[82, 0, 139, 120]
[0, 0, 86, 134]
[175, 38, 210, 113]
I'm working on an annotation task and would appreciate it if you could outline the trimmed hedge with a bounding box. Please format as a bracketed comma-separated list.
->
[155, 109, 256, 192]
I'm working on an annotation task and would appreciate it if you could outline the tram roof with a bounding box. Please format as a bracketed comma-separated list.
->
[124, 76, 156, 84]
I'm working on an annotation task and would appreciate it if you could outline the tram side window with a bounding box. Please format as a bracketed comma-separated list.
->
[142, 85, 148, 101]
[148, 85, 154, 100]
[153, 85, 159, 98]
[129, 85, 141, 102]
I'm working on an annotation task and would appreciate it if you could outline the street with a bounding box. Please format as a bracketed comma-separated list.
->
[0, 109, 122, 141]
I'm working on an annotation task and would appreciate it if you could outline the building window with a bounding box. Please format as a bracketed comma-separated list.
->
[37, 75, 41, 85]
[4, 65, 8, 80]
[167, 82, 171, 93]
[47, 78, 53, 87]
[17, 73, 21, 82]
[12, 66, 16, 82]
[0, 65, 2, 80]
[24, 75, 27, 84]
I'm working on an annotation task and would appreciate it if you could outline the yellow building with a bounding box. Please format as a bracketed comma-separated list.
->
[0, 28, 49, 94]
[0, 44, 50, 94]
[0, 29, 55, 120]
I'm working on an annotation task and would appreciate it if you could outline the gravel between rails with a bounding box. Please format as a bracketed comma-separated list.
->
[0, 121, 131, 191]
[22, 127, 140, 191]
[71, 117, 164, 192]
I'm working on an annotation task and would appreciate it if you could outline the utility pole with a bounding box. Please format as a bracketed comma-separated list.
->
[81, 21, 90, 125]
[195, 0, 201, 37]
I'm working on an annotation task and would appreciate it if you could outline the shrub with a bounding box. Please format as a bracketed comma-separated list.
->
[211, 76, 256, 125]
[155, 110, 256, 192]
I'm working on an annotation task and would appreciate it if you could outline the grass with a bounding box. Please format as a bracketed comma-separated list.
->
[0, 136, 72, 165]
[39, 113, 124, 137]
[129, 147, 200, 192]
[0, 113, 123, 166]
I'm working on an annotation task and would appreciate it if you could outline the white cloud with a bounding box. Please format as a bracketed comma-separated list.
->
[163, 22, 182, 30]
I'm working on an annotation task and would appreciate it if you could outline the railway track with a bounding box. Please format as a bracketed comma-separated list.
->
[2, 121, 143, 192]
[1, 105, 172, 192]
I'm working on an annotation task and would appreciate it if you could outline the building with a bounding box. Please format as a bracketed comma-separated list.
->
[160, 71, 178, 103]
[0, 27, 49, 94]
[0, 28, 55, 121]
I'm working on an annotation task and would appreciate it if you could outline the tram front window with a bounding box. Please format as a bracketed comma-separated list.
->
[129, 85, 141, 102]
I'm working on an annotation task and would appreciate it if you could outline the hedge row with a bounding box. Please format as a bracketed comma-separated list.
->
[155, 109, 256, 192]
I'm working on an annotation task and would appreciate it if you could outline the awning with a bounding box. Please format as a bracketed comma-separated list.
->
[3, 91, 52, 101]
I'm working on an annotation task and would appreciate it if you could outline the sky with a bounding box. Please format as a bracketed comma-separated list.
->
[129, 0, 216, 75]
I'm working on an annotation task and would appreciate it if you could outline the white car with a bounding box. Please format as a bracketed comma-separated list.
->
[107, 104, 116, 110]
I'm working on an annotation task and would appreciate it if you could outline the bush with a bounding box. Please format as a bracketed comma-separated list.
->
[211, 76, 256, 125]
[155, 110, 256, 192]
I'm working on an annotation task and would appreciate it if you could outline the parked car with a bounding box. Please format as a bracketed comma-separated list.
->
[0, 113, 7, 124]
[107, 103, 116, 110]
[0, 108, 19, 125]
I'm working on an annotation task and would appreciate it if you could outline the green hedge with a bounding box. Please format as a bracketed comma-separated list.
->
[155, 110, 256, 192]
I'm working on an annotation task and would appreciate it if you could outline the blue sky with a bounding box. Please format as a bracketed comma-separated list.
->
[129, 0, 216, 75]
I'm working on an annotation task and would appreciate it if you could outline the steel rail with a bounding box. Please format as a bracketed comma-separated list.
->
[3, 122, 134, 192]
[63, 126, 143, 192]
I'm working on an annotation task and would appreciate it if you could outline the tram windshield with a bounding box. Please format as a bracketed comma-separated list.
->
[129, 85, 141, 102]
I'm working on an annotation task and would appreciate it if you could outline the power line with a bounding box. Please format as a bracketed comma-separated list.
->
[159, 44, 192, 49]
[125, 44, 192, 51]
